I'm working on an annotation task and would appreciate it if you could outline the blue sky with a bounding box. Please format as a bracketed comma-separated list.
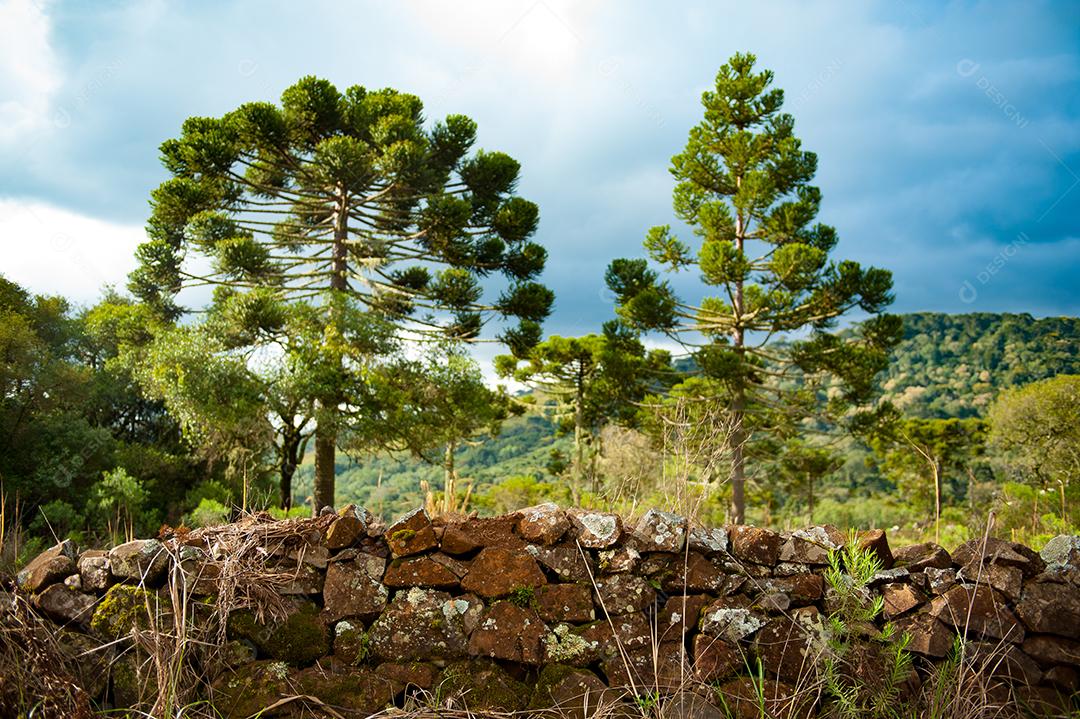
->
[1, 0, 1078, 344]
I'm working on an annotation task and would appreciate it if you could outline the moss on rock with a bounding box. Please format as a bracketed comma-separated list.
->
[89, 584, 156, 639]
[227, 600, 329, 666]
[439, 659, 529, 711]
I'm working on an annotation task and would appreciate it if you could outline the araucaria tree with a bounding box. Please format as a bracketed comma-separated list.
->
[495, 321, 670, 498]
[130, 76, 553, 510]
[606, 53, 898, 523]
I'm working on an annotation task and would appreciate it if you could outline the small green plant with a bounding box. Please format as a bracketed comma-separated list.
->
[633, 688, 661, 713]
[822, 531, 913, 719]
[508, 586, 535, 608]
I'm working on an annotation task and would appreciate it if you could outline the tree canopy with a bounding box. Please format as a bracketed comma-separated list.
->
[129, 76, 554, 509]
[606, 52, 899, 522]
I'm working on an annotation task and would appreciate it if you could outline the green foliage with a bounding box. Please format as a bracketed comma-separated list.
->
[867, 313, 1079, 418]
[89, 467, 159, 541]
[606, 52, 898, 521]
[988, 374, 1079, 493]
[495, 321, 672, 496]
[823, 533, 913, 719]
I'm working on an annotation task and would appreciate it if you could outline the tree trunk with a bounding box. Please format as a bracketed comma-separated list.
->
[314, 431, 335, 512]
[730, 182, 747, 525]
[731, 387, 746, 524]
[443, 441, 456, 515]
[279, 428, 300, 511]
[933, 457, 942, 544]
[313, 185, 350, 514]
[574, 364, 586, 494]
[807, 472, 814, 525]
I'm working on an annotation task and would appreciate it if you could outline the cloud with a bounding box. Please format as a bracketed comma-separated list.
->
[0, 0, 62, 143]
[0, 0, 1077, 338]
[0, 198, 144, 305]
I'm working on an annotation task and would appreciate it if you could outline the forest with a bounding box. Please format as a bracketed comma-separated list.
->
[2, 54, 1078, 577]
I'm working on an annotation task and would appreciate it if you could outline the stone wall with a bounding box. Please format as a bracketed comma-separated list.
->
[9, 504, 1080, 717]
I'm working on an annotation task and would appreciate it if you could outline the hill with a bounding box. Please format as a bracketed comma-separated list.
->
[297, 312, 1080, 515]
[868, 312, 1079, 418]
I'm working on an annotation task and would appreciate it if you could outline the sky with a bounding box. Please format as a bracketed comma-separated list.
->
[1, 0, 1078, 353]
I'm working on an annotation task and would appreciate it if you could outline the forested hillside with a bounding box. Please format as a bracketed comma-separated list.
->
[296, 312, 1080, 521]
[873, 313, 1079, 418]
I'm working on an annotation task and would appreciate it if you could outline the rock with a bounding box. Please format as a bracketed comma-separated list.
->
[325, 514, 364, 549]
[715, 677, 811, 719]
[661, 552, 746, 594]
[89, 584, 161, 639]
[76, 550, 111, 592]
[531, 665, 613, 719]
[374, 661, 440, 691]
[597, 545, 641, 573]
[1043, 665, 1079, 693]
[574, 612, 653, 660]
[535, 583, 596, 623]
[211, 660, 295, 719]
[657, 594, 712, 642]
[332, 619, 369, 664]
[893, 542, 952, 571]
[778, 526, 842, 565]
[895, 612, 956, 657]
[689, 525, 729, 555]
[367, 588, 470, 662]
[929, 585, 1023, 643]
[661, 691, 728, 719]
[759, 574, 824, 606]
[602, 639, 685, 689]
[322, 553, 389, 622]
[543, 622, 604, 666]
[461, 546, 546, 598]
[730, 525, 782, 566]
[633, 509, 687, 553]
[34, 583, 96, 627]
[440, 659, 530, 711]
[441, 515, 525, 552]
[968, 642, 1043, 685]
[527, 543, 594, 581]
[293, 665, 396, 714]
[227, 599, 328, 666]
[958, 560, 1023, 602]
[591, 573, 656, 615]
[1016, 579, 1080, 639]
[108, 539, 169, 586]
[953, 537, 1044, 578]
[1021, 634, 1080, 667]
[386, 508, 438, 557]
[16, 540, 77, 592]
[1041, 534, 1080, 571]
[566, 509, 623, 549]
[517, 502, 571, 545]
[858, 528, 894, 569]
[881, 582, 926, 620]
[925, 566, 957, 595]
[757, 592, 791, 613]
[64, 573, 82, 591]
[383, 555, 460, 589]
[701, 600, 766, 642]
[272, 561, 324, 595]
[468, 601, 547, 664]
[754, 612, 822, 683]
[438, 524, 483, 555]
[869, 567, 910, 586]
[693, 633, 742, 682]
[59, 630, 112, 700]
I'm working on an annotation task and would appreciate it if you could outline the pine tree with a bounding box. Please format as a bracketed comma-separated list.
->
[606, 53, 899, 522]
[130, 77, 553, 510]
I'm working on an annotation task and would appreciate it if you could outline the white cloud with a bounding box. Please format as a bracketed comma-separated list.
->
[0, 198, 145, 304]
[0, 0, 62, 143]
